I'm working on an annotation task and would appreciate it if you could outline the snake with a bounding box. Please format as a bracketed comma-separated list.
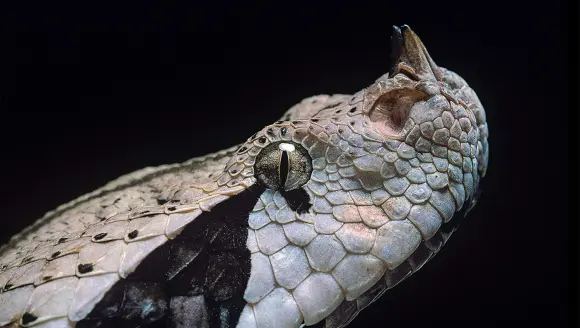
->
[0, 25, 489, 328]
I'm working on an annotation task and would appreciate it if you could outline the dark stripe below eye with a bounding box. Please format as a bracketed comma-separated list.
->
[77, 185, 266, 328]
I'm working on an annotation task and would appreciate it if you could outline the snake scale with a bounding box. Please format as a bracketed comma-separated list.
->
[0, 25, 489, 328]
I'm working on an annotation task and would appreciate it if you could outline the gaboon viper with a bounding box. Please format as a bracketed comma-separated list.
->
[0, 25, 489, 328]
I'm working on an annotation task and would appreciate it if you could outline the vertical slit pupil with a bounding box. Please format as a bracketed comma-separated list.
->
[279, 150, 289, 188]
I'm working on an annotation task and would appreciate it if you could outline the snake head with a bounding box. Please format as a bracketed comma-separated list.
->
[220, 25, 489, 326]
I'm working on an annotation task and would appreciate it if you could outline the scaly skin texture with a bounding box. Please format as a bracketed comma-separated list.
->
[0, 26, 488, 328]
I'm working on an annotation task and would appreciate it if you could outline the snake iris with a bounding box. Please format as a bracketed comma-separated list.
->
[0, 25, 489, 328]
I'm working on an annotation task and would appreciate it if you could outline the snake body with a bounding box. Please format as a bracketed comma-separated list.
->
[0, 25, 489, 328]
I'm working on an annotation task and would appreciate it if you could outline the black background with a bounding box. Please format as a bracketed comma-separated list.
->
[0, 1, 572, 327]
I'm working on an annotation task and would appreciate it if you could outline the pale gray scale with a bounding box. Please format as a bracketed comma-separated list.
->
[254, 223, 289, 255]
[302, 134, 321, 151]
[370, 189, 390, 205]
[407, 168, 427, 183]
[407, 203, 443, 239]
[292, 273, 345, 325]
[420, 121, 435, 139]
[405, 183, 432, 204]
[275, 205, 297, 224]
[348, 190, 373, 206]
[394, 159, 411, 175]
[384, 177, 410, 196]
[338, 140, 350, 154]
[358, 206, 390, 228]
[322, 147, 340, 166]
[370, 220, 421, 270]
[355, 171, 385, 191]
[461, 143, 472, 157]
[23, 276, 78, 325]
[253, 287, 303, 328]
[431, 145, 448, 161]
[283, 221, 317, 247]
[336, 154, 353, 168]
[448, 164, 464, 183]
[305, 234, 347, 272]
[310, 141, 330, 159]
[244, 253, 276, 303]
[335, 223, 376, 254]
[124, 215, 169, 241]
[23, 241, 55, 263]
[463, 157, 474, 173]
[36, 254, 77, 284]
[325, 164, 339, 174]
[463, 172, 476, 200]
[248, 210, 271, 229]
[449, 182, 467, 209]
[313, 197, 333, 214]
[325, 181, 343, 192]
[325, 191, 354, 205]
[433, 116, 445, 129]
[0, 285, 34, 326]
[246, 230, 259, 253]
[375, 147, 388, 157]
[448, 137, 461, 151]
[312, 157, 327, 170]
[429, 190, 456, 222]
[263, 203, 278, 221]
[259, 189, 275, 206]
[337, 179, 362, 191]
[380, 162, 397, 179]
[88, 221, 128, 243]
[331, 254, 386, 300]
[417, 136, 434, 153]
[76, 240, 124, 276]
[381, 197, 412, 221]
[397, 143, 416, 159]
[6, 260, 46, 290]
[362, 141, 383, 153]
[332, 205, 362, 223]
[405, 126, 422, 147]
[314, 214, 343, 234]
[328, 173, 341, 182]
[426, 172, 449, 189]
[269, 245, 311, 289]
[416, 152, 433, 163]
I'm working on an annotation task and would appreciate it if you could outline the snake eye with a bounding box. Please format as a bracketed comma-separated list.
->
[254, 141, 312, 191]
